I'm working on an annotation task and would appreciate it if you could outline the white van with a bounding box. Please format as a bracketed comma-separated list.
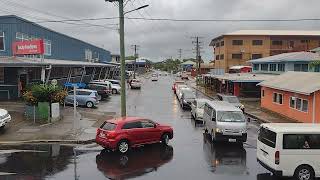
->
[203, 101, 247, 143]
[257, 123, 320, 180]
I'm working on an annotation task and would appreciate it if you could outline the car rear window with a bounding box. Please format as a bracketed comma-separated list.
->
[100, 122, 116, 131]
[258, 127, 276, 148]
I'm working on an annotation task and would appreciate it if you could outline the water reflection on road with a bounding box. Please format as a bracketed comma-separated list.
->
[96, 144, 173, 179]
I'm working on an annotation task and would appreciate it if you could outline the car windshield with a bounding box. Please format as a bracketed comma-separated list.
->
[217, 111, 245, 122]
[226, 97, 240, 103]
[184, 91, 195, 99]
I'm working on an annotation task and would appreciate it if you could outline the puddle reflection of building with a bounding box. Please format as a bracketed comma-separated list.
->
[96, 144, 173, 179]
[203, 134, 249, 175]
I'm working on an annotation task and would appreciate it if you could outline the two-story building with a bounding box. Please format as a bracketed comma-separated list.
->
[210, 30, 320, 73]
[0, 15, 116, 100]
[248, 51, 320, 74]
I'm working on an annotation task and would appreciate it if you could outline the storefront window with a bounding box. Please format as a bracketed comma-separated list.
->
[0, 32, 4, 51]
[44, 39, 52, 56]
[0, 67, 4, 84]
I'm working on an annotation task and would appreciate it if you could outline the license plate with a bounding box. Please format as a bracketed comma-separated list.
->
[228, 138, 236, 142]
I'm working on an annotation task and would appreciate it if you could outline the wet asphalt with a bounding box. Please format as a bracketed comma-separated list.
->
[0, 74, 296, 180]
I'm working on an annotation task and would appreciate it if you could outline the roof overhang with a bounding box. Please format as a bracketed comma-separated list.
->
[0, 57, 118, 67]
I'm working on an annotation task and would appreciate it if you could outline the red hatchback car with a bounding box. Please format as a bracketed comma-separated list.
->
[96, 117, 174, 153]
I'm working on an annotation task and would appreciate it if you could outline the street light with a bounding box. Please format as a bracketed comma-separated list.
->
[105, 0, 149, 117]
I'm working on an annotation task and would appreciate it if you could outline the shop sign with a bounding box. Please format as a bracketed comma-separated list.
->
[12, 39, 44, 55]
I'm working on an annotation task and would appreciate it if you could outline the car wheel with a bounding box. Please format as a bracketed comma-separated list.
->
[86, 101, 94, 108]
[117, 140, 130, 154]
[112, 89, 117, 94]
[0, 125, 5, 130]
[295, 165, 314, 180]
[161, 133, 170, 145]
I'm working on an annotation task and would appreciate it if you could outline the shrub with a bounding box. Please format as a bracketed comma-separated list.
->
[23, 84, 67, 105]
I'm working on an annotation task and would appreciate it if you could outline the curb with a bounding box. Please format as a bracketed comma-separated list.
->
[192, 86, 269, 124]
[0, 139, 95, 145]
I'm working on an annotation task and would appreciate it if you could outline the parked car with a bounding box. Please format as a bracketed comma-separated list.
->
[181, 72, 188, 80]
[110, 84, 121, 94]
[0, 108, 11, 129]
[217, 94, 245, 112]
[180, 89, 196, 109]
[65, 89, 100, 108]
[151, 73, 158, 81]
[175, 84, 188, 97]
[191, 98, 211, 122]
[203, 101, 247, 143]
[96, 117, 174, 153]
[87, 84, 111, 99]
[257, 123, 320, 180]
[172, 81, 185, 93]
[130, 79, 142, 89]
[107, 79, 121, 85]
[89, 80, 113, 91]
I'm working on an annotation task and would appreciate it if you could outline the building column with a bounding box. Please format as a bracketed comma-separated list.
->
[80, 66, 86, 83]
[233, 82, 240, 96]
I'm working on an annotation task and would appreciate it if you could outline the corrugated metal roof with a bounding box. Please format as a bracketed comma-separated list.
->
[225, 30, 320, 36]
[258, 71, 320, 95]
[247, 52, 320, 63]
[204, 73, 276, 83]
[0, 57, 116, 67]
[181, 60, 196, 65]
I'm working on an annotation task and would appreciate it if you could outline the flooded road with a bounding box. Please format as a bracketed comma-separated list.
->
[0, 75, 294, 180]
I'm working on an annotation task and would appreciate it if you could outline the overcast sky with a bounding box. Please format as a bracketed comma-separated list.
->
[1, 0, 320, 62]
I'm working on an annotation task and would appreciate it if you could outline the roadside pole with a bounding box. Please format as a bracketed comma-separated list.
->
[73, 85, 77, 130]
[119, 0, 126, 117]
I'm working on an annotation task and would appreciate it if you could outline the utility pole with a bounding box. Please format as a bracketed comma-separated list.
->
[106, 0, 126, 117]
[131, 45, 139, 79]
[192, 36, 203, 84]
[178, 49, 182, 61]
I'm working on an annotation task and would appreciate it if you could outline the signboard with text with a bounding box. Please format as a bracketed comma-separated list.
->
[12, 39, 44, 55]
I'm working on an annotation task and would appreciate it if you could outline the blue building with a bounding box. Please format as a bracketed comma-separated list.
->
[248, 51, 320, 74]
[0, 15, 118, 100]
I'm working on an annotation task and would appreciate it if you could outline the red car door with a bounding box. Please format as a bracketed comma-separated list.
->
[141, 120, 162, 143]
[121, 121, 145, 145]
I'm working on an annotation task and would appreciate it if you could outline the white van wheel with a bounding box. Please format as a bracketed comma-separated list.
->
[295, 165, 314, 180]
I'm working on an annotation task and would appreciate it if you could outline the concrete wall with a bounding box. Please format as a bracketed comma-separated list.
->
[261, 87, 320, 123]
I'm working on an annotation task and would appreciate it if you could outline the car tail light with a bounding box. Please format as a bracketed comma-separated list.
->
[107, 131, 117, 139]
[275, 151, 280, 165]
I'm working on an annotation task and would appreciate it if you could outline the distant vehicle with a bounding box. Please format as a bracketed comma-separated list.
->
[257, 123, 320, 180]
[176, 72, 181, 77]
[203, 101, 247, 143]
[172, 81, 185, 93]
[87, 84, 111, 100]
[65, 89, 99, 108]
[96, 117, 174, 153]
[96, 144, 173, 179]
[175, 84, 188, 97]
[191, 98, 211, 122]
[0, 108, 11, 129]
[130, 79, 142, 89]
[181, 72, 188, 80]
[217, 94, 245, 112]
[151, 73, 158, 81]
[180, 89, 196, 109]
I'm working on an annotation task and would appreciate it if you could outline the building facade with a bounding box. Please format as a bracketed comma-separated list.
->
[259, 72, 320, 123]
[0, 15, 115, 100]
[248, 51, 320, 74]
[210, 30, 320, 73]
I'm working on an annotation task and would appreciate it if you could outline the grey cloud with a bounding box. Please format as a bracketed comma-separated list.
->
[1, 0, 320, 62]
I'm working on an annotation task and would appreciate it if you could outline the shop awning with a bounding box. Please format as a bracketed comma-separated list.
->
[0, 56, 118, 67]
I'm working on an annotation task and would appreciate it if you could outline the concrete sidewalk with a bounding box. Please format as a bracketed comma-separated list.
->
[191, 84, 296, 123]
[0, 102, 115, 144]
